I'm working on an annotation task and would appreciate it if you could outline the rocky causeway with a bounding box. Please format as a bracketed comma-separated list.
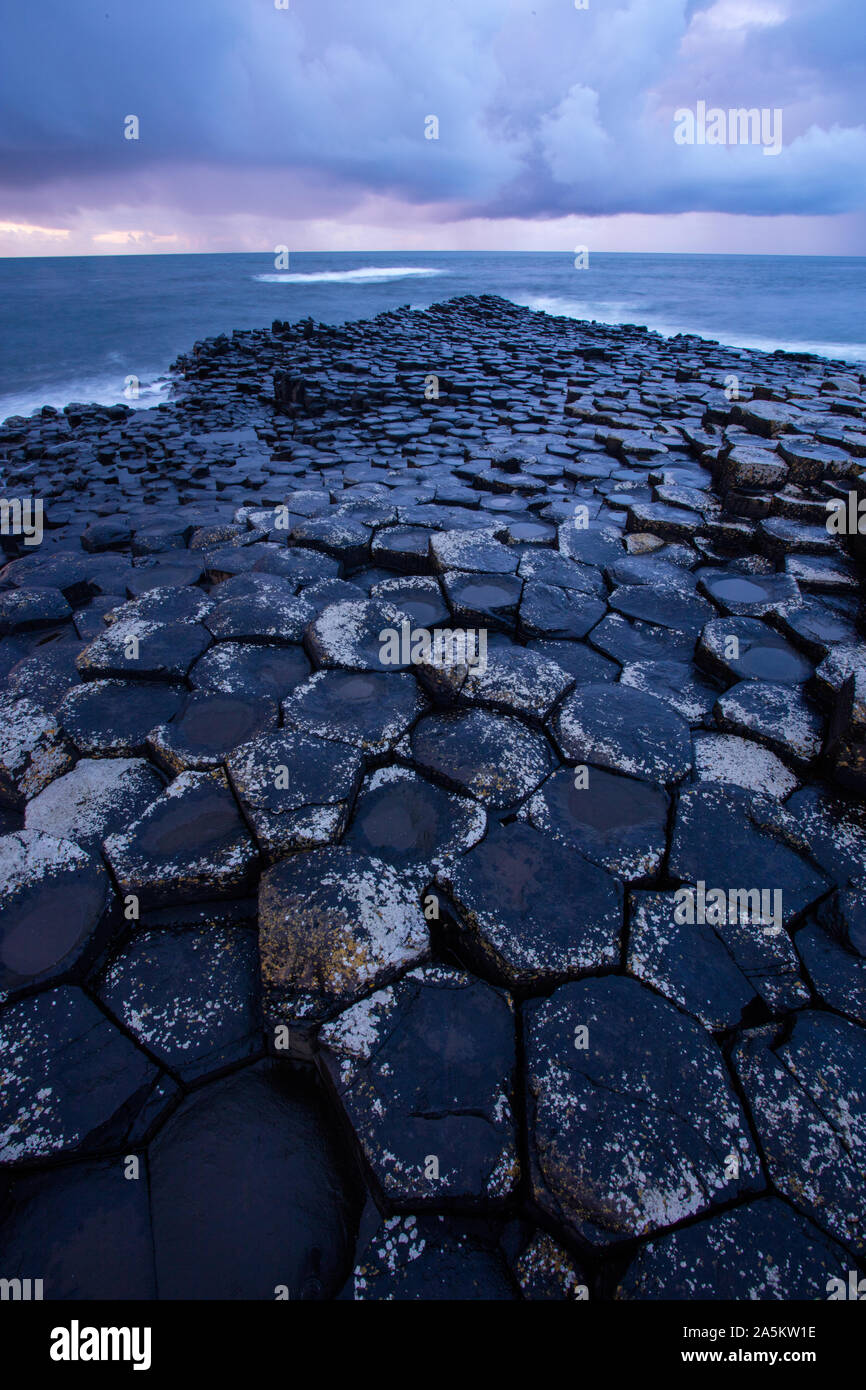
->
[1, 292, 866, 1300]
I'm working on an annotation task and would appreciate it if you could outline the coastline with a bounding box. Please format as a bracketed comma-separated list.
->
[1, 292, 866, 1299]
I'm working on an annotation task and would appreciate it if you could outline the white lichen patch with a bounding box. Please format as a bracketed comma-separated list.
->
[693, 733, 799, 799]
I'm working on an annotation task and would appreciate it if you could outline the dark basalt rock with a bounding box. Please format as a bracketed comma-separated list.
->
[0, 985, 160, 1163]
[525, 976, 763, 1246]
[524, 765, 669, 880]
[56, 678, 187, 756]
[0, 830, 113, 1000]
[554, 682, 692, 783]
[519, 581, 606, 639]
[148, 1062, 359, 1299]
[146, 691, 278, 774]
[344, 1214, 517, 1300]
[627, 889, 759, 1029]
[715, 679, 824, 763]
[429, 529, 517, 575]
[443, 570, 524, 632]
[733, 1013, 866, 1254]
[305, 598, 416, 672]
[283, 669, 425, 752]
[2, 293, 866, 1302]
[103, 769, 258, 910]
[0, 692, 75, 807]
[203, 580, 316, 643]
[418, 645, 574, 723]
[258, 847, 429, 1029]
[343, 765, 485, 885]
[227, 728, 363, 857]
[438, 820, 621, 987]
[669, 784, 830, 929]
[608, 584, 715, 633]
[97, 924, 261, 1083]
[24, 756, 163, 852]
[189, 639, 311, 699]
[0, 1157, 157, 1299]
[411, 708, 554, 809]
[616, 1198, 850, 1301]
[369, 575, 450, 628]
[698, 616, 814, 685]
[0, 586, 72, 634]
[319, 965, 518, 1204]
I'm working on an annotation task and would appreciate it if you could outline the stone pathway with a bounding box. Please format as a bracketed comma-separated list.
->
[1, 294, 865, 1299]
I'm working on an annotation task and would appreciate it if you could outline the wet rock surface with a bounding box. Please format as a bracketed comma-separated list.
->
[2, 294, 866, 1299]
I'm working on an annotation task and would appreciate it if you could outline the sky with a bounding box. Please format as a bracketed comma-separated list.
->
[1, 0, 864, 257]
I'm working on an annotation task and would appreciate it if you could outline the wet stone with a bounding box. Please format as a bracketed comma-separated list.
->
[6, 639, 85, 709]
[714, 680, 825, 763]
[525, 977, 763, 1247]
[0, 1157, 157, 1299]
[523, 765, 669, 881]
[616, 1198, 851, 1301]
[519, 581, 606, 640]
[0, 586, 72, 635]
[698, 617, 814, 685]
[608, 585, 715, 633]
[439, 820, 622, 987]
[511, 1229, 588, 1301]
[693, 732, 800, 800]
[97, 924, 260, 1083]
[528, 639, 620, 684]
[0, 985, 160, 1163]
[784, 785, 866, 886]
[204, 589, 315, 645]
[733, 1013, 866, 1255]
[319, 965, 518, 1204]
[670, 784, 829, 930]
[345, 1214, 516, 1301]
[56, 679, 187, 757]
[797, 914, 866, 1026]
[227, 729, 363, 858]
[411, 708, 554, 809]
[419, 645, 574, 723]
[697, 568, 801, 618]
[0, 830, 112, 1000]
[429, 529, 517, 575]
[258, 847, 429, 1029]
[443, 571, 524, 632]
[619, 658, 719, 722]
[627, 889, 757, 1030]
[0, 692, 75, 808]
[189, 640, 310, 700]
[76, 599, 212, 683]
[306, 598, 415, 672]
[369, 576, 450, 628]
[25, 756, 164, 852]
[343, 766, 485, 886]
[555, 682, 692, 784]
[283, 669, 425, 753]
[148, 1062, 359, 1299]
[103, 769, 258, 910]
[146, 692, 278, 774]
[589, 613, 696, 666]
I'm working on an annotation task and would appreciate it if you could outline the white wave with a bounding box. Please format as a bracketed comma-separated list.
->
[513, 293, 866, 364]
[0, 374, 171, 426]
[253, 266, 442, 285]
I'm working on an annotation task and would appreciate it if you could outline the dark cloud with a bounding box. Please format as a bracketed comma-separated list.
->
[1, 0, 864, 226]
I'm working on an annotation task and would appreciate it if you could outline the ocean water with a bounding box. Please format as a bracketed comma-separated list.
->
[1, 250, 864, 425]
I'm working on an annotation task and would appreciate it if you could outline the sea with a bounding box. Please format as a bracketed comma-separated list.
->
[1, 250, 864, 426]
